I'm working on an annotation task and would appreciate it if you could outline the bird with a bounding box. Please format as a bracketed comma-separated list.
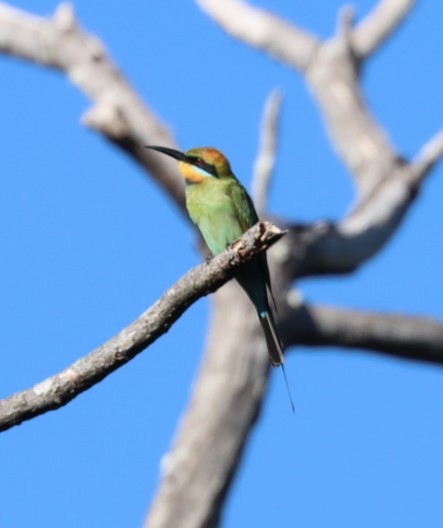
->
[146, 145, 287, 367]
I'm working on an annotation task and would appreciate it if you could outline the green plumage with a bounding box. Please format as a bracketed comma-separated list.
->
[146, 145, 285, 367]
[186, 176, 257, 253]
[185, 154, 284, 367]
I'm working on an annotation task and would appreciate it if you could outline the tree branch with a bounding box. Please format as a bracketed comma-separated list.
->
[144, 268, 443, 528]
[252, 88, 284, 216]
[281, 123, 443, 279]
[0, 2, 186, 212]
[145, 282, 270, 528]
[282, 301, 443, 365]
[2, 3, 441, 527]
[353, 0, 417, 58]
[0, 222, 285, 433]
[197, 0, 443, 281]
[411, 129, 443, 182]
[195, 0, 319, 72]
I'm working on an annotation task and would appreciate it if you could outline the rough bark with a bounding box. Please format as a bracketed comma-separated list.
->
[0, 222, 284, 433]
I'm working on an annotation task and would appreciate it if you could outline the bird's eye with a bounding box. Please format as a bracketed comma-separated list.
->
[191, 157, 217, 177]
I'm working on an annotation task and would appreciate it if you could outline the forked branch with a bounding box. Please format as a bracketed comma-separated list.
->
[282, 301, 443, 365]
[0, 2, 186, 211]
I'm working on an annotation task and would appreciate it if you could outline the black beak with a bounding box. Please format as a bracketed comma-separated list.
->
[145, 145, 188, 162]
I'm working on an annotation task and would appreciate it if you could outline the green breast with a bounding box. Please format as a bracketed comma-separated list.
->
[185, 178, 252, 255]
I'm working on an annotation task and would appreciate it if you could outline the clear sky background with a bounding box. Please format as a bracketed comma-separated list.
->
[1, 1, 442, 527]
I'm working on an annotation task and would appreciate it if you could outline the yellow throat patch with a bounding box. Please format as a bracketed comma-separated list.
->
[178, 161, 207, 184]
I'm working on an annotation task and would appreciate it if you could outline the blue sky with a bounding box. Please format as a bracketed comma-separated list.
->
[1, 1, 443, 527]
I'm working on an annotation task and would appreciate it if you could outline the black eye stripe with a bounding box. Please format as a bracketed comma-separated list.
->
[190, 157, 218, 177]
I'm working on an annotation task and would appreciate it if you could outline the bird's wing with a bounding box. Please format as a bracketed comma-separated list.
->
[224, 180, 274, 294]
[224, 180, 258, 232]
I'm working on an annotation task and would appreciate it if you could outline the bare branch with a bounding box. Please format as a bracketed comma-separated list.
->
[146, 283, 269, 528]
[0, 222, 285, 433]
[2, 2, 435, 282]
[280, 120, 443, 279]
[195, 0, 319, 72]
[252, 88, 284, 216]
[411, 129, 443, 183]
[280, 168, 415, 278]
[336, 6, 356, 46]
[196, 0, 408, 198]
[306, 54, 399, 199]
[2, 3, 441, 525]
[145, 291, 443, 528]
[0, 2, 186, 211]
[194, 0, 438, 279]
[282, 301, 443, 365]
[353, 0, 417, 58]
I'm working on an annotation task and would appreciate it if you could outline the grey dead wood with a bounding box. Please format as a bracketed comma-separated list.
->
[146, 2, 443, 528]
[0, 3, 443, 528]
[0, 222, 285, 433]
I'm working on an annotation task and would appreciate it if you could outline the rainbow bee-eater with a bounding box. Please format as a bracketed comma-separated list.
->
[146, 145, 285, 368]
